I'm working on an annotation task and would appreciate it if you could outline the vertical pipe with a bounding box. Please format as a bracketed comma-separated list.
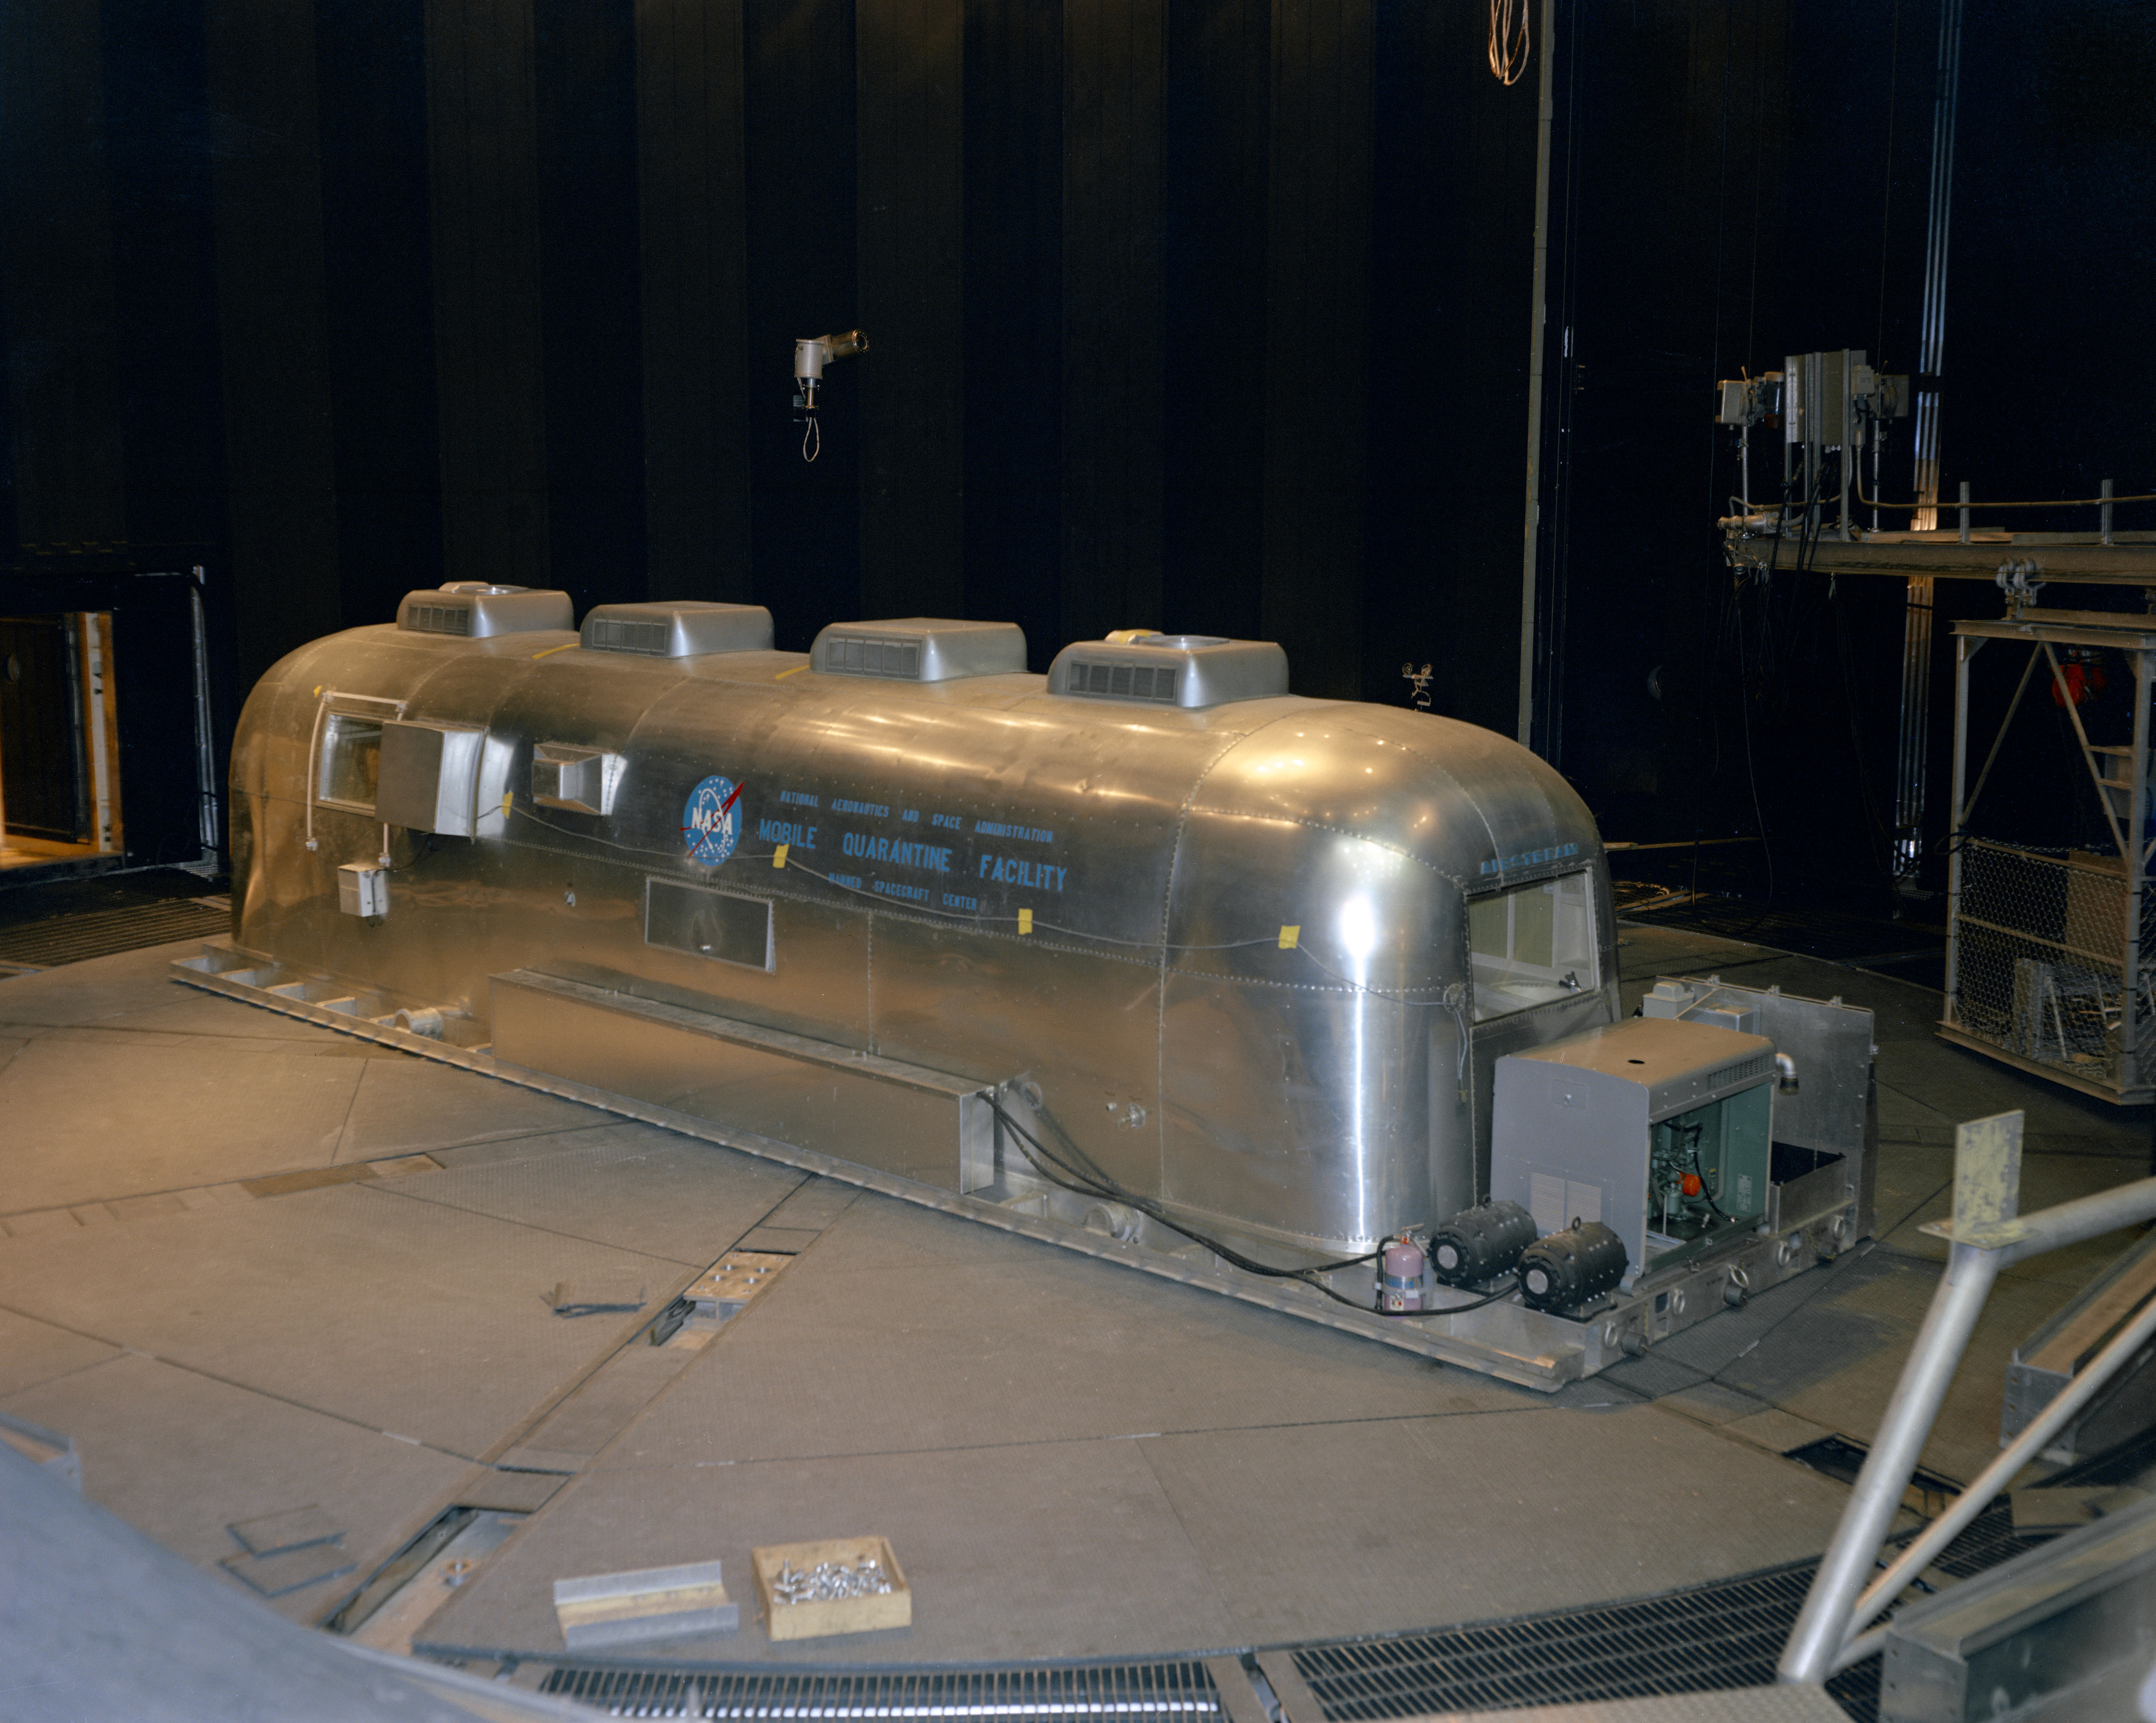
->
[80, 612, 115, 854]
[1943, 635, 1975, 1016]
[1958, 479, 1970, 545]
[1892, 0, 1964, 885]
[2125, 649, 2150, 1085]
[1516, 0, 1557, 748]
[1779, 1240, 2000, 1684]
[189, 567, 222, 862]
[2102, 477, 2114, 546]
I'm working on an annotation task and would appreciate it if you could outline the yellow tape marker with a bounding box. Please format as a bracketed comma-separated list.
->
[776, 664, 810, 680]
[773, 843, 789, 869]
[313, 685, 323, 697]
[531, 641, 578, 659]
[1018, 908, 1033, 935]
[1278, 924, 1300, 949]
[502, 791, 513, 816]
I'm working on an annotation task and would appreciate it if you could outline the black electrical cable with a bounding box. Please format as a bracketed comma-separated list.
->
[987, 1097, 1521, 1322]
[987, 1097, 1376, 1277]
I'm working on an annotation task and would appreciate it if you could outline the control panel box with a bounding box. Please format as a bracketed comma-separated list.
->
[337, 862, 388, 918]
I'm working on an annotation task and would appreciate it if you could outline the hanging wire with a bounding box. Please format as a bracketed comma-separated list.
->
[1488, 0, 1530, 85]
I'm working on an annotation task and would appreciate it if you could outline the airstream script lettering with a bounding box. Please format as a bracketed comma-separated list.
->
[1479, 842, 1579, 876]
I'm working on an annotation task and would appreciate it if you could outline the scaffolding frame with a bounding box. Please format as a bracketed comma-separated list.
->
[1940, 611, 2156, 1105]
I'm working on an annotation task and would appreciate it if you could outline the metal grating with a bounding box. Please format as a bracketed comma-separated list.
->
[496, 1505, 2057, 1723]
[825, 635, 923, 680]
[590, 618, 672, 655]
[1289, 1563, 1841, 1719]
[1066, 661, 1179, 703]
[538, 1660, 1221, 1721]
[405, 603, 474, 636]
[1282, 1503, 2052, 1723]
[1890, 1499, 2053, 1583]
[0, 898, 228, 970]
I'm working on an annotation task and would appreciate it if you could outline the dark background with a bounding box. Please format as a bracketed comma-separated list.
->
[3, 0, 2152, 897]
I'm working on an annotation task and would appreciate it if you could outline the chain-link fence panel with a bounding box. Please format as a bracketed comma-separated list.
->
[1953, 841, 2144, 1081]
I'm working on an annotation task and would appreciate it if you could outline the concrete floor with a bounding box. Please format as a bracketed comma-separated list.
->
[0, 922, 2147, 1671]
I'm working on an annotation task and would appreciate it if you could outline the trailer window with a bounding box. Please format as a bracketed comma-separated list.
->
[317, 715, 383, 812]
[646, 877, 776, 972]
[1467, 872, 1597, 1020]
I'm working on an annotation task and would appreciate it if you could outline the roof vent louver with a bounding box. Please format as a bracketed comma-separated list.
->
[396, 584, 573, 638]
[1048, 633, 1289, 709]
[406, 603, 472, 637]
[809, 618, 1027, 683]
[579, 602, 774, 658]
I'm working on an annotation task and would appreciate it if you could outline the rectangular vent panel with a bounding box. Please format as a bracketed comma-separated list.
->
[1071, 661, 1179, 703]
[406, 605, 472, 637]
[828, 636, 922, 680]
[588, 618, 670, 655]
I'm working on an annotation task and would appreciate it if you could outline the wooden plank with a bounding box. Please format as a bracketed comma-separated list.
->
[2027, 1244, 2156, 1377]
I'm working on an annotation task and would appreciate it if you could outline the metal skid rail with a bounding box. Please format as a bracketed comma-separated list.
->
[173, 943, 1851, 1395]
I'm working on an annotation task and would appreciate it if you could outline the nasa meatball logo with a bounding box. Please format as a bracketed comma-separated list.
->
[682, 775, 744, 866]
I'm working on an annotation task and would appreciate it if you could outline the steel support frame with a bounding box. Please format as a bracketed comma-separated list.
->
[1780, 1109, 2156, 1686]
[1941, 622, 2156, 1101]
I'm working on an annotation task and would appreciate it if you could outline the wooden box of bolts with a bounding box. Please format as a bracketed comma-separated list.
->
[751, 1536, 910, 1640]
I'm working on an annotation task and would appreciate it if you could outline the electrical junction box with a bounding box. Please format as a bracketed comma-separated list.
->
[337, 862, 388, 918]
[1492, 1015, 1777, 1279]
[376, 718, 489, 836]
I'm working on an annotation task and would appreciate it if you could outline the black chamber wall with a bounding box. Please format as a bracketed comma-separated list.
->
[2, 0, 2149, 890]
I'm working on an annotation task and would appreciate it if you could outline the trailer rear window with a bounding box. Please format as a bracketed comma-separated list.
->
[317, 715, 383, 812]
[646, 878, 775, 972]
[1467, 871, 1597, 1020]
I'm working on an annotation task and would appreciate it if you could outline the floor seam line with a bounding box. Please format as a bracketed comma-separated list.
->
[326, 1055, 370, 1168]
[0, 1299, 480, 1464]
[352, 1181, 709, 1265]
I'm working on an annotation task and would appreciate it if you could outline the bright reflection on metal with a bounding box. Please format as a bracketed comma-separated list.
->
[1338, 895, 1379, 962]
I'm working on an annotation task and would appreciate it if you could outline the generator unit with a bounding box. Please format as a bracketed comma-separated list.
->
[1492, 1016, 1778, 1289]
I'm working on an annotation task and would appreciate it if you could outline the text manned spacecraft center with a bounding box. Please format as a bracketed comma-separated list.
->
[187, 588, 1877, 1389]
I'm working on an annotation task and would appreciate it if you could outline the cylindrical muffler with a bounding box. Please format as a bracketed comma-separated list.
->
[1428, 1200, 1540, 1286]
[1517, 1221, 1628, 1313]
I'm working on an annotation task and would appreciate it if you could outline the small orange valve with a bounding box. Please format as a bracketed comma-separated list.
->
[1681, 1173, 1703, 1197]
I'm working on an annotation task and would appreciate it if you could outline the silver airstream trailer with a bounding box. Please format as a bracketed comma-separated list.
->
[181, 588, 1873, 1387]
